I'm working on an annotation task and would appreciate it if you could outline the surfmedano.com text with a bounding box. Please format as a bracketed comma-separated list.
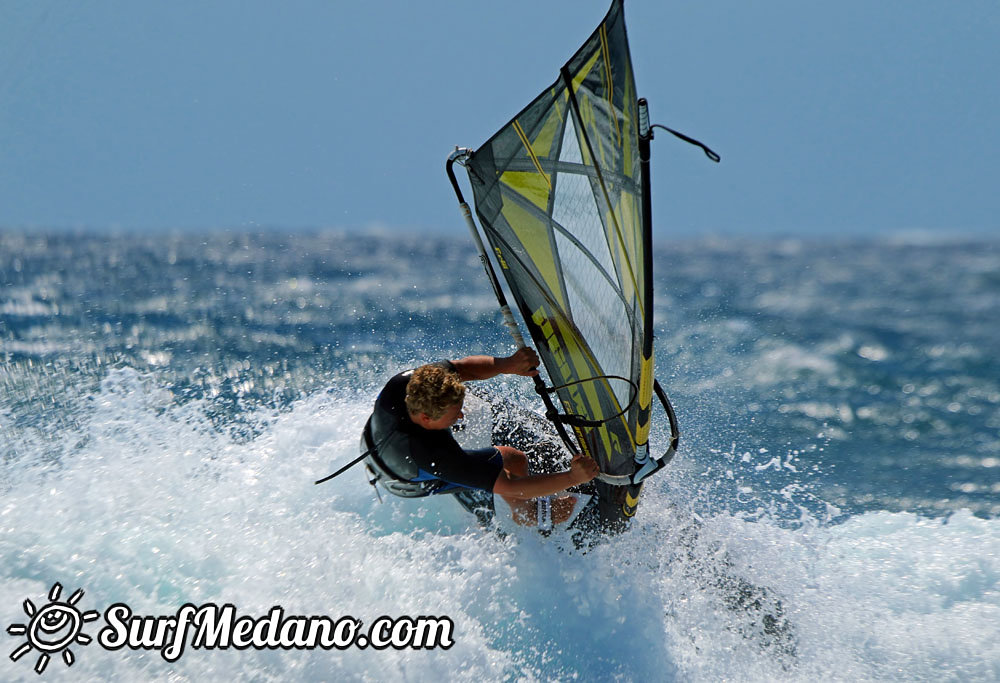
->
[98, 603, 455, 661]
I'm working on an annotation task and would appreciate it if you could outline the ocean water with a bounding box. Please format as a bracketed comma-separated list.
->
[1, 229, 999, 681]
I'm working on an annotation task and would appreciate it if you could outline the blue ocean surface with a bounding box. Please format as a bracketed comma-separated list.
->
[1, 229, 999, 681]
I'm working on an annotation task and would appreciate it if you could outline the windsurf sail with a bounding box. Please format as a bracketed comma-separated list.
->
[448, 0, 690, 529]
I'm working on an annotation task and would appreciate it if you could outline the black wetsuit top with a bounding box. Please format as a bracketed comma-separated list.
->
[369, 361, 503, 493]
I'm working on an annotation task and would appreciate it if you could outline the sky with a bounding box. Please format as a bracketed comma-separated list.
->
[1, 0, 997, 238]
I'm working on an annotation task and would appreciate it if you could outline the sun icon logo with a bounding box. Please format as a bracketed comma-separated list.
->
[7, 583, 100, 675]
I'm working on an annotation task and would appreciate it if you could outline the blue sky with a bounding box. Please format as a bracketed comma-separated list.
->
[1, 0, 997, 237]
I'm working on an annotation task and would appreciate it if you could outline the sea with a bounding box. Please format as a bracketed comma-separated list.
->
[1, 228, 998, 681]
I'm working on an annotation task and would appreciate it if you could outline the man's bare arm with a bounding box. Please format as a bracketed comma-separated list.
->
[492, 455, 598, 500]
[450, 348, 539, 381]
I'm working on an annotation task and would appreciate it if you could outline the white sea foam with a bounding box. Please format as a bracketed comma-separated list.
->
[2, 368, 999, 681]
[752, 344, 838, 384]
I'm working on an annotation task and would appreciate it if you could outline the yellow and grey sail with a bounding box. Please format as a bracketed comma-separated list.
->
[463, 0, 658, 480]
[448, 0, 684, 530]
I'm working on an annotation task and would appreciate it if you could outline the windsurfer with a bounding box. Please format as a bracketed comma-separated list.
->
[368, 348, 599, 523]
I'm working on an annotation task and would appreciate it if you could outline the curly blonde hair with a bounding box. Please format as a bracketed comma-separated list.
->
[405, 364, 465, 419]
